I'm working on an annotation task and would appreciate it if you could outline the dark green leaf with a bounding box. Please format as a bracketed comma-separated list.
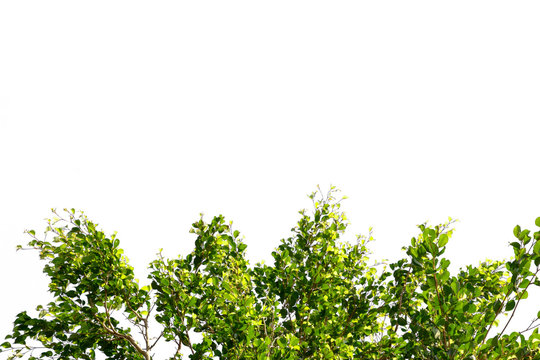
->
[505, 300, 516, 311]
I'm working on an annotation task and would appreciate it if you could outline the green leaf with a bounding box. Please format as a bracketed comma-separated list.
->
[505, 300, 516, 311]
[535, 217, 540, 227]
[514, 225, 521, 238]
[439, 234, 448, 247]
[439, 270, 450, 283]
[533, 240, 540, 256]
[440, 258, 451, 269]
[465, 303, 477, 313]
[519, 279, 530, 289]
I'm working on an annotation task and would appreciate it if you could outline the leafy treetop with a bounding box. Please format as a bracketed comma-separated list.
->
[2, 187, 540, 359]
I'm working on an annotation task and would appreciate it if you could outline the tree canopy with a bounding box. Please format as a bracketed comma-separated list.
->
[2, 188, 540, 359]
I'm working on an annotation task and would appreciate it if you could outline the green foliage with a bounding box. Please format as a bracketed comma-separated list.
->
[2, 189, 540, 359]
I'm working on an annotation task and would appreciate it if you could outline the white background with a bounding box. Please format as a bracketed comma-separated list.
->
[1, 0, 539, 356]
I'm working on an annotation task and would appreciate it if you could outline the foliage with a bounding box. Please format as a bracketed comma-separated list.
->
[2, 187, 540, 359]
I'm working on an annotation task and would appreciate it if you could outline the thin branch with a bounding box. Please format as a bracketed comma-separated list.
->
[499, 267, 540, 337]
